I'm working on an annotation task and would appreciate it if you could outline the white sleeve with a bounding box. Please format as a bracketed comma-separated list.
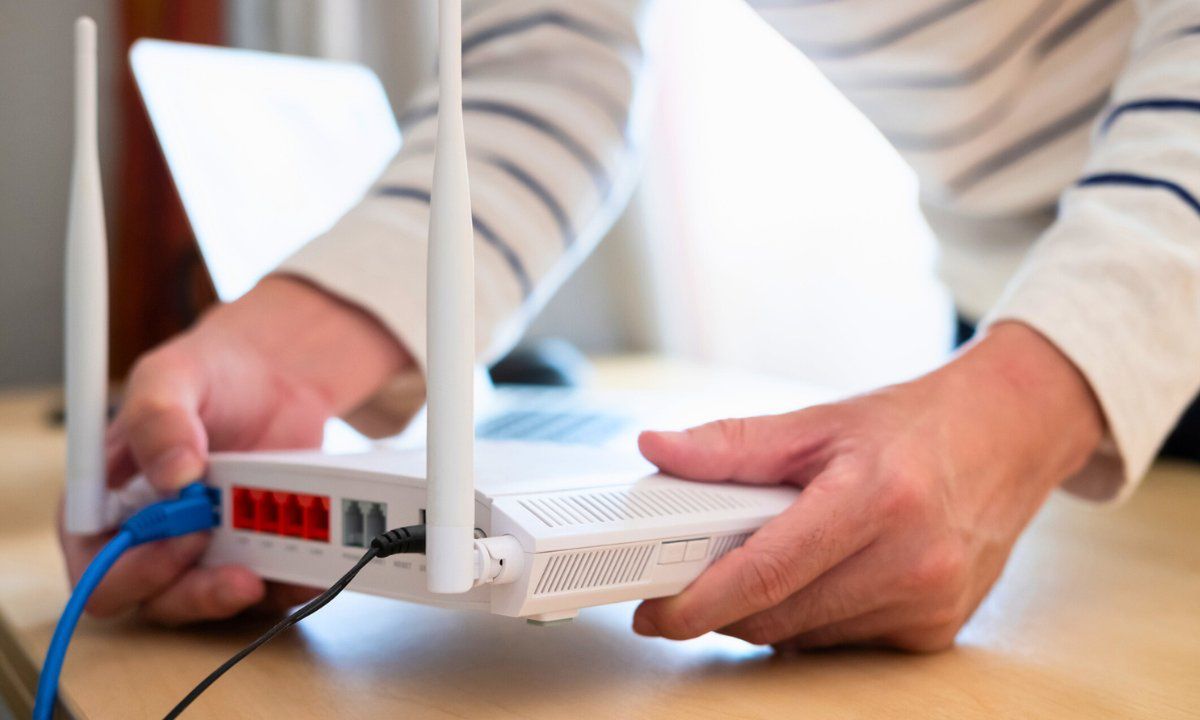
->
[986, 0, 1200, 502]
[278, 0, 650, 378]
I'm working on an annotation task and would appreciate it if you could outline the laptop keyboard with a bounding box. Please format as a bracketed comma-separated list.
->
[476, 410, 626, 445]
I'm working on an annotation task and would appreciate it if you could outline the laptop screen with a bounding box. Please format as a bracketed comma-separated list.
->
[130, 39, 401, 302]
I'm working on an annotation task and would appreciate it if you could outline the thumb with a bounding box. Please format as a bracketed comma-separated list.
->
[638, 410, 828, 485]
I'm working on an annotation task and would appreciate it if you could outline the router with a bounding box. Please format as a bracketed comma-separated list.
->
[203, 442, 796, 623]
[65, 4, 799, 623]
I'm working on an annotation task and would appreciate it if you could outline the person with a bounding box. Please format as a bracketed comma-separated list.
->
[61, 0, 1200, 650]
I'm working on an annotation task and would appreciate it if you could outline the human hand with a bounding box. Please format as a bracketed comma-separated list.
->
[58, 276, 409, 625]
[632, 322, 1104, 651]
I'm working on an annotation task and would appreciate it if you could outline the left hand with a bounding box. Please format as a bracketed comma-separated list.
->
[58, 276, 410, 626]
[632, 322, 1104, 651]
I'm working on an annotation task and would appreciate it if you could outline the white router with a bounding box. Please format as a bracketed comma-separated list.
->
[65, 6, 798, 623]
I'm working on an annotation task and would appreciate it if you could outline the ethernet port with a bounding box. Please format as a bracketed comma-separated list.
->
[300, 496, 330, 542]
[279, 493, 304, 537]
[343, 500, 365, 547]
[251, 490, 280, 534]
[232, 487, 255, 530]
[363, 501, 386, 542]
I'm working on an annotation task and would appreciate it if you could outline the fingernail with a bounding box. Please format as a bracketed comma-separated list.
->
[641, 430, 687, 446]
[150, 448, 203, 489]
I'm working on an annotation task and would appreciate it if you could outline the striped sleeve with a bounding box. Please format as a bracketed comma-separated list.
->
[277, 0, 649, 387]
[985, 0, 1200, 501]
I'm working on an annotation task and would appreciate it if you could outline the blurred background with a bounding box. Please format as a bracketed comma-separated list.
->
[0, 0, 952, 397]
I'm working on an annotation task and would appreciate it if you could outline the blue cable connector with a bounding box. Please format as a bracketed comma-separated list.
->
[33, 482, 219, 720]
[121, 483, 220, 544]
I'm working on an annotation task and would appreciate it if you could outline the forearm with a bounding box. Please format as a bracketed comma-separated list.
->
[191, 275, 412, 416]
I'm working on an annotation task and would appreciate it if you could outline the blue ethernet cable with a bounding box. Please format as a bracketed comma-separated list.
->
[33, 482, 220, 720]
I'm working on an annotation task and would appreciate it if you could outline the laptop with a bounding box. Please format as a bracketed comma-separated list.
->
[129, 39, 826, 456]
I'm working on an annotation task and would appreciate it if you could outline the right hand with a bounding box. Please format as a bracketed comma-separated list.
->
[58, 276, 410, 625]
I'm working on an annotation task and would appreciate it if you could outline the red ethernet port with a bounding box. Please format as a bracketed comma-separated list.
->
[279, 493, 304, 537]
[231, 487, 328, 542]
[232, 487, 255, 530]
[299, 495, 331, 542]
[250, 490, 280, 534]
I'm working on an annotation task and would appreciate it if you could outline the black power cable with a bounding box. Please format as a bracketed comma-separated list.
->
[163, 525, 428, 719]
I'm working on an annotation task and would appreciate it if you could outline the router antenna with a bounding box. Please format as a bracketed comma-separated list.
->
[425, 0, 476, 593]
[64, 16, 114, 535]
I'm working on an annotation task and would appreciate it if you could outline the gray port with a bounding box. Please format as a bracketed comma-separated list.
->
[342, 498, 386, 547]
[342, 500, 364, 547]
[363, 501, 386, 541]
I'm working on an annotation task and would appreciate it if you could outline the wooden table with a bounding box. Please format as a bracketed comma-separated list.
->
[1, 361, 1197, 719]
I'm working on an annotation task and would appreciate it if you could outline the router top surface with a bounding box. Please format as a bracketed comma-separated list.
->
[211, 440, 658, 497]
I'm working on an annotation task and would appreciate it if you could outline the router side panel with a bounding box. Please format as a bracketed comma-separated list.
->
[204, 458, 492, 610]
[491, 531, 755, 618]
[487, 480, 799, 618]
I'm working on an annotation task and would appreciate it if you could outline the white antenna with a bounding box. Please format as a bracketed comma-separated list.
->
[425, 0, 476, 593]
[64, 16, 116, 535]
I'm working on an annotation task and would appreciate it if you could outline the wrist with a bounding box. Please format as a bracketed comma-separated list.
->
[932, 321, 1105, 483]
[192, 275, 411, 414]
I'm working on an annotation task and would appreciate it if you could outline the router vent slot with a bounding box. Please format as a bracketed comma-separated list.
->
[520, 488, 749, 528]
[709, 533, 750, 559]
[534, 544, 654, 596]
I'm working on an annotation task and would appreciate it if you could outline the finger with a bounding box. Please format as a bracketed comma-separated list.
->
[105, 437, 137, 489]
[717, 543, 894, 645]
[117, 367, 208, 492]
[82, 533, 211, 617]
[772, 603, 961, 653]
[772, 606, 905, 651]
[633, 476, 877, 640]
[638, 410, 831, 485]
[139, 564, 266, 626]
[58, 508, 118, 584]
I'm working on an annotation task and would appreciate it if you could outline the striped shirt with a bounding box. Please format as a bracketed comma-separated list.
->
[280, 0, 1200, 503]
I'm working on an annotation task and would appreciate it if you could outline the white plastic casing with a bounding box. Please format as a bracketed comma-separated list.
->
[64, 17, 116, 535]
[424, 0, 477, 594]
[203, 442, 799, 621]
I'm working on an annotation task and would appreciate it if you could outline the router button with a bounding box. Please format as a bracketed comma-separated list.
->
[658, 541, 687, 564]
[684, 539, 710, 562]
